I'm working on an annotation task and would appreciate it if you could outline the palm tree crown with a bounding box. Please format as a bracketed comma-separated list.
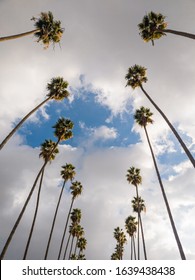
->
[125, 65, 147, 89]
[70, 181, 83, 199]
[47, 77, 70, 100]
[126, 167, 142, 187]
[53, 118, 74, 141]
[39, 139, 59, 162]
[61, 164, 76, 183]
[32, 11, 64, 48]
[125, 215, 137, 237]
[134, 106, 153, 127]
[138, 11, 167, 45]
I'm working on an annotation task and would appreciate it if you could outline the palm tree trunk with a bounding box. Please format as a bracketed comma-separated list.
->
[130, 237, 133, 260]
[44, 180, 66, 260]
[69, 235, 75, 259]
[0, 29, 39, 42]
[140, 84, 195, 168]
[160, 29, 195, 40]
[0, 139, 60, 260]
[63, 232, 71, 260]
[139, 213, 147, 260]
[144, 125, 186, 260]
[135, 185, 140, 260]
[74, 237, 78, 255]
[23, 168, 45, 259]
[0, 96, 51, 151]
[132, 235, 136, 260]
[57, 198, 74, 259]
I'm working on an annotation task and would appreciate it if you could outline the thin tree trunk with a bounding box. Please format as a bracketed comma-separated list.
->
[135, 185, 140, 260]
[144, 125, 186, 260]
[130, 237, 133, 260]
[132, 235, 136, 260]
[0, 139, 60, 260]
[0, 29, 39, 42]
[63, 232, 71, 260]
[140, 84, 195, 168]
[69, 235, 75, 259]
[74, 237, 78, 255]
[57, 198, 74, 259]
[44, 180, 66, 260]
[0, 96, 51, 151]
[23, 168, 45, 259]
[139, 213, 147, 260]
[159, 28, 195, 40]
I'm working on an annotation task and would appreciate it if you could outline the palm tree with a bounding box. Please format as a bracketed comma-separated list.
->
[63, 208, 82, 260]
[125, 65, 195, 168]
[0, 117, 73, 260]
[134, 106, 186, 260]
[0, 77, 70, 151]
[138, 11, 195, 46]
[113, 227, 127, 260]
[132, 196, 147, 260]
[126, 167, 142, 260]
[69, 224, 84, 259]
[77, 237, 87, 257]
[44, 163, 76, 260]
[58, 181, 83, 259]
[23, 140, 59, 259]
[125, 215, 137, 260]
[0, 11, 64, 47]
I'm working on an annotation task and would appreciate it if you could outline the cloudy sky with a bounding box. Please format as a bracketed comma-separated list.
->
[0, 0, 195, 260]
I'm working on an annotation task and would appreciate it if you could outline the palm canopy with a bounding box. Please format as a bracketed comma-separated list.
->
[126, 167, 142, 187]
[132, 197, 146, 213]
[39, 139, 59, 162]
[53, 117, 74, 141]
[70, 181, 83, 199]
[125, 215, 137, 237]
[138, 11, 167, 45]
[47, 77, 70, 100]
[125, 65, 147, 89]
[32, 11, 64, 48]
[61, 163, 76, 183]
[70, 208, 82, 225]
[134, 106, 154, 127]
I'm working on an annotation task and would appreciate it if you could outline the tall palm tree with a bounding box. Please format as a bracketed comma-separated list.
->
[126, 167, 142, 260]
[138, 11, 195, 46]
[0, 77, 70, 151]
[125, 215, 137, 260]
[77, 237, 87, 257]
[0, 11, 64, 47]
[58, 181, 83, 260]
[134, 106, 186, 260]
[69, 224, 84, 259]
[23, 140, 59, 259]
[44, 163, 76, 260]
[63, 208, 82, 260]
[132, 196, 147, 260]
[125, 65, 195, 168]
[113, 227, 127, 260]
[0, 117, 73, 260]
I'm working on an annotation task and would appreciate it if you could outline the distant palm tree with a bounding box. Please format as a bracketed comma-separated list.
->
[134, 106, 186, 260]
[126, 167, 142, 260]
[0, 77, 70, 151]
[0, 11, 64, 48]
[23, 140, 59, 259]
[77, 237, 87, 257]
[0, 117, 73, 260]
[125, 215, 137, 260]
[125, 65, 195, 168]
[69, 224, 84, 259]
[113, 227, 127, 260]
[138, 11, 195, 46]
[57, 181, 83, 260]
[132, 196, 147, 260]
[44, 163, 76, 260]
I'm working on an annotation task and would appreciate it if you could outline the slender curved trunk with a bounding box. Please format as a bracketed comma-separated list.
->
[158, 28, 195, 40]
[144, 125, 186, 260]
[135, 185, 140, 260]
[58, 198, 74, 259]
[139, 213, 147, 260]
[0, 96, 51, 151]
[0, 29, 39, 42]
[63, 232, 71, 260]
[44, 180, 66, 260]
[0, 140, 60, 260]
[23, 168, 45, 259]
[140, 84, 195, 168]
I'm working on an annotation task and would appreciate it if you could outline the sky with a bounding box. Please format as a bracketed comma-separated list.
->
[0, 0, 195, 260]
